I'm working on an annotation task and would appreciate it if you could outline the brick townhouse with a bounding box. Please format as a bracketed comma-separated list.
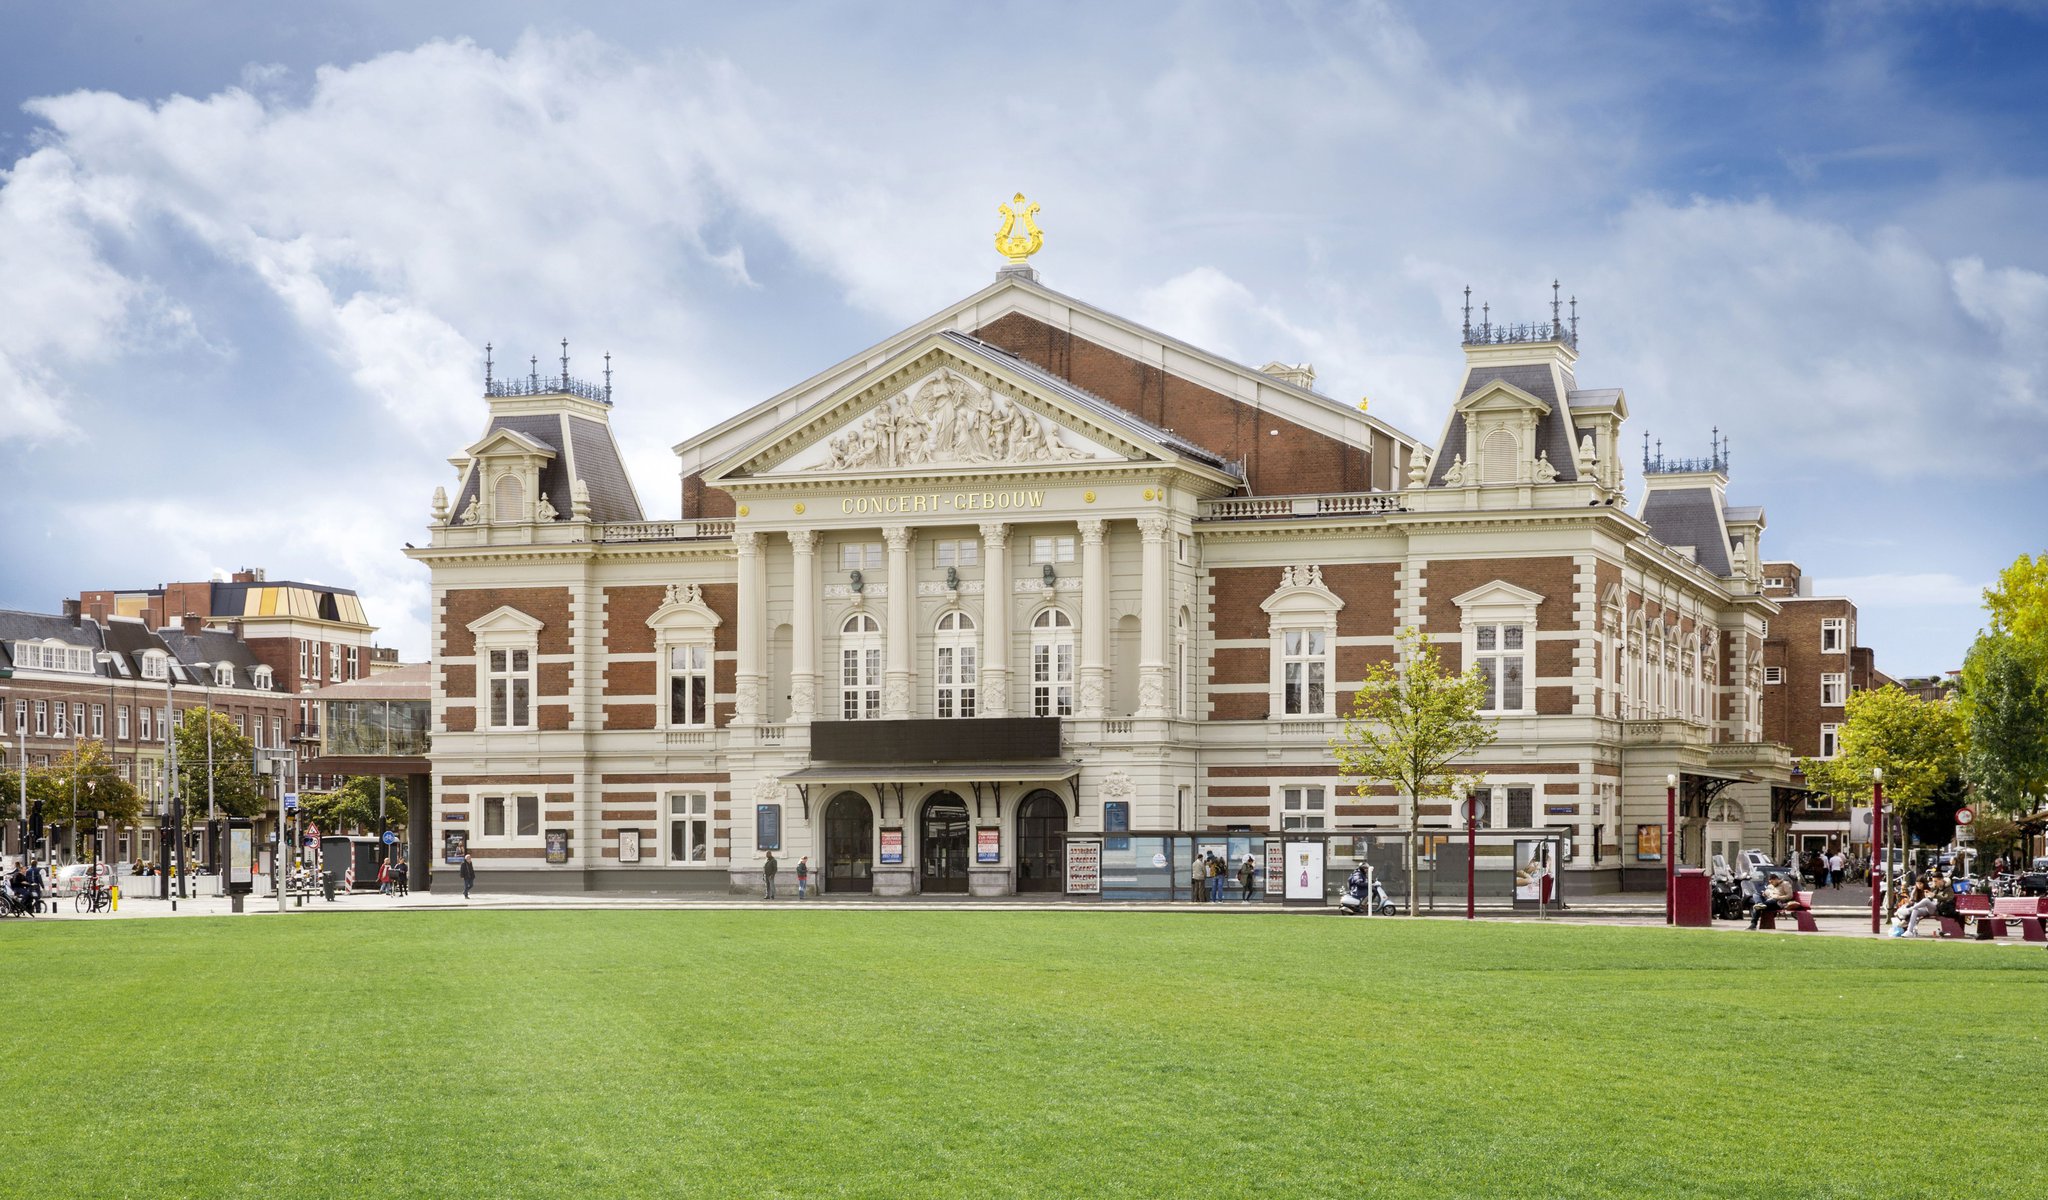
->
[1, 604, 296, 865]
[1759, 560, 1894, 857]
[409, 252, 1820, 897]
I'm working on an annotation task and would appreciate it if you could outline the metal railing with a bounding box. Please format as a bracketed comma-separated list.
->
[485, 374, 612, 405]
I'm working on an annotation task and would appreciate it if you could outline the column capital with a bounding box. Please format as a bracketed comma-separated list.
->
[1136, 515, 1170, 542]
[977, 521, 1010, 547]
[1077, 518, 1107, 546]
[882, 526, 914, 553]
[734, 529, 763, 555]
[787, 529, 819, 554]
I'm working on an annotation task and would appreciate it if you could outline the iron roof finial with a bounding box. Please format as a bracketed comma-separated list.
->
[1551, 280, 1561, 338]
[604, 352, 613, 402]
[560, 338, 570, 389]
[1569, 295, 1579, 345]
[529, 355, 539, 390]
[1481, 301, 1490, 342]
[484, 342, 493, 389]
[1462, 286, 1472, 341]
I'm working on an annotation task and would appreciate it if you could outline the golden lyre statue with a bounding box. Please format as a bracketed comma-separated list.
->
[995, 193, 1043, 262]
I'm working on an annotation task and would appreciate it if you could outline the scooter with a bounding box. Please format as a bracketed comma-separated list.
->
[1337, 868, 1402, 916]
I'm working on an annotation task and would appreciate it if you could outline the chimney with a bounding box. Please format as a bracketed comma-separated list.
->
[232, 568, 261, 583]
[182, 612, 203, 636]
[62, 598, 82, 625]
[87, 599, 109, 625]
[229, 619, 245, 643]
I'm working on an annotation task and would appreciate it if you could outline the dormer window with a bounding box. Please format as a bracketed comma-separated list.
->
[140, 652, 168, 681]
[253, 666, 274, 690]
[11, 640, 94, 674]
[214, 663, 235, 687]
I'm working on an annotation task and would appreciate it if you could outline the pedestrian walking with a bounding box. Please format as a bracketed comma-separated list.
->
[763, 850, 779, 899]
[1238, 853, 1256, 901]
[1191, 849, 1207, 903]
[796, 855, 810, 901]
[378, 858, 393, 895]
[394, 858, 409, 897]
[459, 852, 476, 900]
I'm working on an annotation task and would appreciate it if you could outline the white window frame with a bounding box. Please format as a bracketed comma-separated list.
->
[840, 612, 883, 720]
[1473, 623, 1532, 715]
[1279, 785, 1327, 831]
[1821, 618, 1846, 654]
[117, 705, 130, 741]
[668, 793, 711, 864]
[933, 539, 980, 569]
[1764, 576, 1785, 589]
[213, 663, 234, 687]
[1821, 673, 1846, 707]
[1277, 628, 1331, 717]
[478, 793, 542, 844]
[469, 607, 545, 732]
[839, 543, 883, 572]
[253, 666, 273, 690]
[138, 705, 151, 742]
[665, 643, 714, 728]
[1450, 582, 1542, 718]
[1261, 569, 1343, 722]
[1030, 536, 1075, 564]
[1819, 723, 1840, 759]
[272, 715, 283, 748]
[41, 700, 55, 736]
[934, 611, 978, 719]
[140, 652, 168, 681]
[1030, 608, 1075, 717]
[91, 703, 104, 739]
[329, 643, 343, 682]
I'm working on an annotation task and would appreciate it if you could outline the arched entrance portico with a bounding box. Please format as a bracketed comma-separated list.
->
[824, 791, 874, 893]
[920, 792, 970, 894]
[1015, 790, 1067, 892]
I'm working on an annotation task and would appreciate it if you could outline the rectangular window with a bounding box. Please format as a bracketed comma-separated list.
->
[160, 708, 170, 741]
[839, 543, 884, 571]
[329, 643, 342, 682]
[73, 703, 84, 735]
[1821, 673, 1846, 707]
[35, 700, 48, 736]
[1759, 619, 1769, 637]
[1764, 667, 1783, 685]
[234, 713, 246, 738]
[299, 641, 310, 680]
[273, 716, 284, 748]
[1764, 577, 1785, 589]
[1031, 536, 1076, 564]
[1821, 618, 1846, 653]
[516, 796, 539, 838]
[1280, 629, 1328, 716]
[486, 648, 534, 729]
[936, 643, 978, 719]
[668, 645, 712, 727]
[484, 797, 506, 837]
[53, 702, 67, 738]
[1819, 723, 1840, 759]
[1031, 640, 1074, 717]
[117, 706, 130, 740]
[669, 794, 709, 863]
[92, 704, 104, 739]
[1474, 624, 1529, 713]
[933, 539, 980, 568]
[1281, 786, 1326, 831]
[139, 705, 151, 741]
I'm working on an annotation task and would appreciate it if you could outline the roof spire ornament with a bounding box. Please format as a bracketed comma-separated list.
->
[995, 193, 1043, 263]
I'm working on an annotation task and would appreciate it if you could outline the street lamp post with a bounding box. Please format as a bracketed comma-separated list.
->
[1665, 773, 1678, 925]
[1870, 767, 1884, 935]
[189, 662, 217, 880]
[162, 656, 183, 903]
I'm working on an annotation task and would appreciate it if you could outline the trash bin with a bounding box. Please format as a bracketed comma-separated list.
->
[1674, 867, 1712, 927]
[230, 893, 245, 914]
[322, 872, 337, 903]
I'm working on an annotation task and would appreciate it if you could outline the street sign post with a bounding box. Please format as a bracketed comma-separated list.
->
[1955, 806, 1975, 827]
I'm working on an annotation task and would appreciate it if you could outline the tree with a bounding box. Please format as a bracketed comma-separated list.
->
[300, 776, 407, 835]
[1800, 685, 1968, 818]
[171, 707, 264, 822]
[1983, 551, 2048, 650]
[45, 739, 142, 850]
[1331, 629, 1499, 916]
[1958, 633, 2048, 817]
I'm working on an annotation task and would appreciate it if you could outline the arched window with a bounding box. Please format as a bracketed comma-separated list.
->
[1481, 428, 1517, 484]
[492, 473, 524, 523]
[1175, 607, 1191, 719]
[1030, 609, 1074, 717]
[840, 612, 882, 720]
[935, 611, 977, 719]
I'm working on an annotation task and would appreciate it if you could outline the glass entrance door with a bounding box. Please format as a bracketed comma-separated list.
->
[824, 792, 873, 893]
[1015, 790, 1067, 892]
[920, 793, 970, 894]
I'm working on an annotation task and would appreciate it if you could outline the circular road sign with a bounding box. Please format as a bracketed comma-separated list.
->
[382, 831, 399, 845]
[1461, 796, 1488, 824]
[1955, 806, 1975, 827]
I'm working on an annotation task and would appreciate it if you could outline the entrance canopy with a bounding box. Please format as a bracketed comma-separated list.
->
[778, 762, 1081, 820]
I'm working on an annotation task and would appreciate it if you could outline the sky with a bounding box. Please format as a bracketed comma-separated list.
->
[0, 0, 2043, 674]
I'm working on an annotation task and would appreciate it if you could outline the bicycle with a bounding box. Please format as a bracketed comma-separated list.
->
[74, 886, 110, 914]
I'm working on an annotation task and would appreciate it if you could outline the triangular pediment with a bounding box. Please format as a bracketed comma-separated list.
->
[465, 428, 556, 461]
[1456, 380, 1551, 417]
[1451, 580, 1546, 618]
[706, 335, 1190, 484]
[466, 605, 547, 637]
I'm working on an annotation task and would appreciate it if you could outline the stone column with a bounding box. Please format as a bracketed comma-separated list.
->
[883, 525, 914, 718]
[734, 530, 763, 724]
[788, 529, 818, 722]
[1137, 515, 1170, 717]
[979, 522, 1010, 717]
[1078, 518, 1107, 718]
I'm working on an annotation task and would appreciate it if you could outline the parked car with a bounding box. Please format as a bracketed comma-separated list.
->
[49, 863, 115, 897]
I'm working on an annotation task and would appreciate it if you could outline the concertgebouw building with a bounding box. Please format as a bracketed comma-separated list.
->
[408, 210, 1796, 898]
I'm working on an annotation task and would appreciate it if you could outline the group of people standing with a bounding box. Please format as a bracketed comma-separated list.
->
[1191, 850, 1257, 902]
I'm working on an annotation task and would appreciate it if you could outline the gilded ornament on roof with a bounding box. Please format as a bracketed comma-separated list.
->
[995, 193, 1043, 262]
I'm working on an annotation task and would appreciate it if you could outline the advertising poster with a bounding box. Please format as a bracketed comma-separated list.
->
[1265, 840, 1285, 896]
[976, 827, 1001, 864]
[1514, 840, 1551, 900]
[442, 830, 468, 865]
[229, 829, 253, 884]
[1065, 839, 1101, 894]
[618, 828, 642, 864]
[1103, 801, 1129, 852]
[1636, 824, 1663, 861]
[756, 804, 782, 851]
[545, 830, 570, 865]
[1283, 841, 1326, 900]
[879, 828, 904, 864]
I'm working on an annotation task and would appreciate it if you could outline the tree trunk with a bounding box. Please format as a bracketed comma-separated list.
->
[1407, 797, 1420, 917]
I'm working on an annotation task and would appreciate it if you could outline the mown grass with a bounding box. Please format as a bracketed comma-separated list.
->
[3, 911, 2042, 1198]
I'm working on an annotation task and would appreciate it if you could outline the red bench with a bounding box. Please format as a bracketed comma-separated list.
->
[1757, 891, 1818, 932]
[1971, 897, 2048, 942]
[1937, 893, 1990, 939]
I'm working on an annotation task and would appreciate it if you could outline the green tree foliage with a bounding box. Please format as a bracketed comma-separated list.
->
[299, 776, 406, 835]
[1982, 551, 2048, 650]
[1331, 629, 1499, 915]
[45, 739, 142, 833]
[1800, 685, 1967, 817]
[1958, 633, 2048, 816]
[171, 708, 265, 821]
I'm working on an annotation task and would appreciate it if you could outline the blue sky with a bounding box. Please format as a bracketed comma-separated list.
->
[0, 0, 2042, 671]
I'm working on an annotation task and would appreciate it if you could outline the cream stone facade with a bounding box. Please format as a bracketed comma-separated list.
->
[408, 265, 1799, 896]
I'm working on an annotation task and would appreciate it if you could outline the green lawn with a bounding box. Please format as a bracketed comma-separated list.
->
[4, 911, 2042, 1198]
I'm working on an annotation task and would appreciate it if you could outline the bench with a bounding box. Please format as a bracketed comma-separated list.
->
[1969, 897, 2048, 942]
[1757, 891, 1819, 932]
[1937, 893, 1990, 938]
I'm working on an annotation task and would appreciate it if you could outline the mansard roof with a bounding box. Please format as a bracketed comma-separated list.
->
[450, 410, 645, 526]
[1429, 361, 1584, 485]
[1640, 485, 1734, 577]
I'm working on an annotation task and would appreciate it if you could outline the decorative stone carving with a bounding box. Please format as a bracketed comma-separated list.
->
[1077, 518, 1106, 546]
[664, 582, 704, 607]
[823, 583, 888, 599]
[536, 492, 559, 522]
[978, 521, 1010, 547]
[1012, 577, 1080, 594]
[1100, 769, 1135, 800]
[883, 676, 911, 716]
[754, 776, 786, 805]
[916, 581, 986, 596]
[1407, 451, 1432, 488]
[1138, 672, 1166, 713]
[1279, 564, 1325, 590]
[1440, 453, 1469, 486]
[459, 496, 480, 525]
[1078, 676, 1105, 714]
[882, 526, 912, 554]
[788, 529, 818, 553]
[791, 676, 817, 718]
[1136, 515, 1169, 542]
[811, 370, 1090, 470]
[1534, 451, 1559, 483]
[1576, 434, 1597, 476]
[735, 677, 761, 720]
[570, 479, 591, 521]
[431, 486, 449, 523]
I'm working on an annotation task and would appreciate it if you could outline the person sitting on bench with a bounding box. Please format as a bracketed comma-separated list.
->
[1748, 873, 1804, 930]
[1891, 882, 1937, 937]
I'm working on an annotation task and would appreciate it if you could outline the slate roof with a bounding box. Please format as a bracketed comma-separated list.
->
[1430, 363, 1582, 485]
[100, 616, 164, 680]
[156, 628, 277, 693]
[1639, 487, 1733, 576]
[451, 411, 646, 525]
[935, 331, 1239, 473]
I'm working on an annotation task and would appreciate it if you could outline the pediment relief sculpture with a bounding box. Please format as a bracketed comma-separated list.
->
[811, 370, 1093, 471]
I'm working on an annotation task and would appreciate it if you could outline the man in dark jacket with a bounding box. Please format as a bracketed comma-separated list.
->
[763, 850, 778, 899]
[459, 853, 476, 900]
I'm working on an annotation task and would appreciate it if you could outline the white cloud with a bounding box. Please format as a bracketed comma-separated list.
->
[1810, 572, 1988, 609]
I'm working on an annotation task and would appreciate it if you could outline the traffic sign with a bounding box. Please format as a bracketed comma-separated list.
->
[382, 831, 398, 845]
[1461, 795, 1488, 824]
[282, 793, 298, 811]
[1955, 806, 1975, 827]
